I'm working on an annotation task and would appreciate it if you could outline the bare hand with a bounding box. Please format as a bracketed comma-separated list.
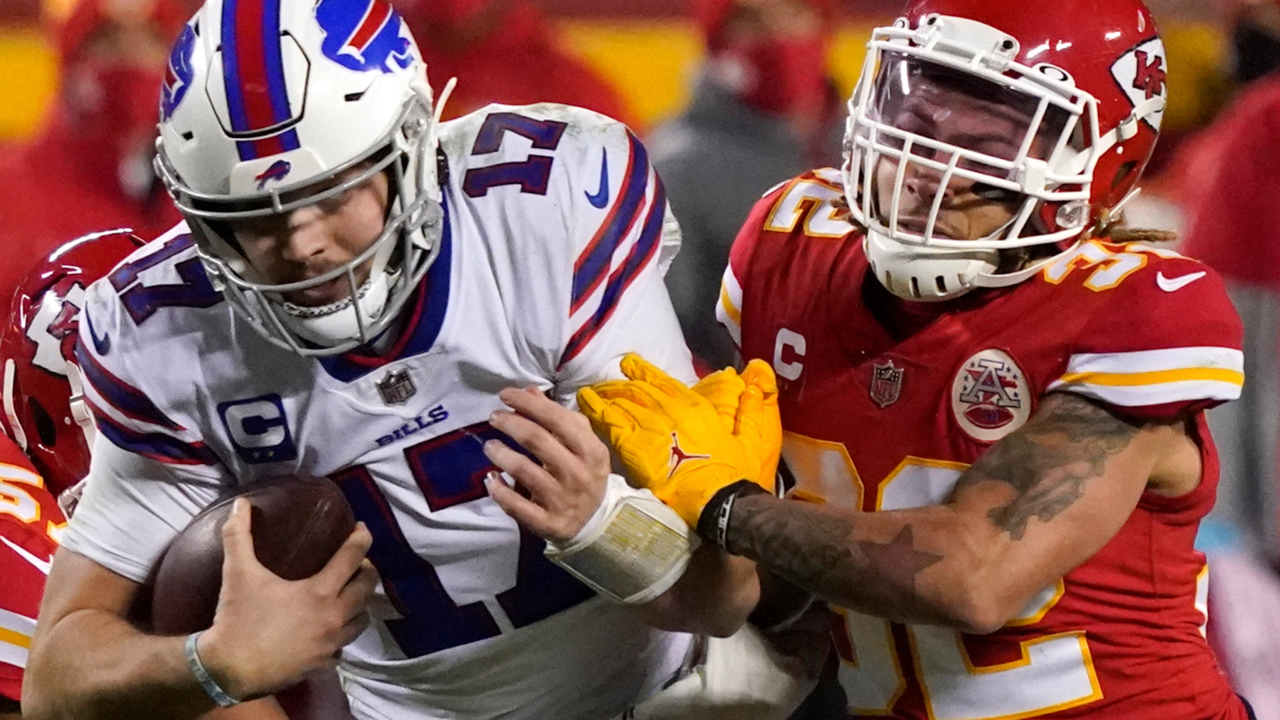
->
[198, 498, 378, 700]
[484, 387, 612, 544]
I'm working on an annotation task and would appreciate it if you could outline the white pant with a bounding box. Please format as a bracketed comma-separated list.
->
[614, 620, 827, 720]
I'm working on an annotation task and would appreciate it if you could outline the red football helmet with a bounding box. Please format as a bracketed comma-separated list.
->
[842, 0, 1167, 301]
[0, 230, 146, 497]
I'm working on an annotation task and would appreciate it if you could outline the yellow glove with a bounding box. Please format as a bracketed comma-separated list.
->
[577, 354, 781, 529]
[686, 360, 780, 492]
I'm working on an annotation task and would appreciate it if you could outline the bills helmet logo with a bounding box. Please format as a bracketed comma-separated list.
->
[951, 349, 1031, 442]
[255, 160, 293, 190]
[161, 24, 197, 121]
[1110, 36, 1167, 130]
[315, 0, 414, 74]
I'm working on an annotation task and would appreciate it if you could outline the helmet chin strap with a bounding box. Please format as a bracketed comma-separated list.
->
[971, 241, 1078, 289]
[65, 360, 98, 453]
[2, 359, 27, 452]
[420, 76, 457, 207]
[280, 268, 395, 346]
[865, 205, 1083, 301]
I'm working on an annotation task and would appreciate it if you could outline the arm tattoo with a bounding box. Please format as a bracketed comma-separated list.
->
[727, 497, 942, 606]
[721, 392, 1139, 614]
[956, 392, 1142, 540]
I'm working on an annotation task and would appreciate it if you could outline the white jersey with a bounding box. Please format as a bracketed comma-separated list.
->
[64, 103, 697, 720]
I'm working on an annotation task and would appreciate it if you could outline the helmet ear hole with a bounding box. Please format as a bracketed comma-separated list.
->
[29, 398, 57, 448]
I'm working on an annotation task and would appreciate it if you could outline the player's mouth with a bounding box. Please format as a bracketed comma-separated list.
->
[895, 217, 961, 240]
[284, 276, 352, 307]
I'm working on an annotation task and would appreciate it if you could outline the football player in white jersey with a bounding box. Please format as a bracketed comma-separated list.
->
[19, 0, 760, 718]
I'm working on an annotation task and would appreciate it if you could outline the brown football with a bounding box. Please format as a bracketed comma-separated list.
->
[150, 477, 356, 635]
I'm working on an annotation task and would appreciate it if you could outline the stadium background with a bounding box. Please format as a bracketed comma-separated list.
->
[0, 0, 1236, 142]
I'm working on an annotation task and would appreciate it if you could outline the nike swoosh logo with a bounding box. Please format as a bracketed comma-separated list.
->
[1157, 270, 1207, 292]
[585, 148, 609, 209]
[1, 536, 52, 575]
[85, 309, 110, 355]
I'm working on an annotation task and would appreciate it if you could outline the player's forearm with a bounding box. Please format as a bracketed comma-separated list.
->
[725, 495, 1007, 632]
[23, 609, 215, 720]
[640, 546, 759, 637]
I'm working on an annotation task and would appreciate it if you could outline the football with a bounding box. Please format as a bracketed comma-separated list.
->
[150, 477, 357, 635]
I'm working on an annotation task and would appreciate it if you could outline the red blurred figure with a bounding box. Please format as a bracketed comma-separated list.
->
[649, 0, 841, 372]
[395, 0, 633, 126]
[0, 0, 189, 314]
[695, 0, 837, 146]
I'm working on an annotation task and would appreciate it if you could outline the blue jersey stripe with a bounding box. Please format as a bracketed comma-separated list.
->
[561, 177, 666, 367]
[570, 134, 649, 311]
[75, 340, 184, 432]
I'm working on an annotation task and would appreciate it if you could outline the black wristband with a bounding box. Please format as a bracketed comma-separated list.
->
[696, 481, 769, 550]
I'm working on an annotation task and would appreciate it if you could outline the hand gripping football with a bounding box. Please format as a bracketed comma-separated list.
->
[150, 477, 356, 635]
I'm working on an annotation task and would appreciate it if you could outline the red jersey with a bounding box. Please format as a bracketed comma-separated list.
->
[718, 169, 1248, 720]
[0, 434, 64, 703]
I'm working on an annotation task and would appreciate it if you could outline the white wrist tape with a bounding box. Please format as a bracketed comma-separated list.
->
[545, 473, 699, 604]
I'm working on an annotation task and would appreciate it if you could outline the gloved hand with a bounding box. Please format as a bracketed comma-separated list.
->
[577, 354, 781, 528]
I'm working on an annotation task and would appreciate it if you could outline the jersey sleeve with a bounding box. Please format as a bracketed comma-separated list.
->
[0, 438, 64, 703]
[547, 107, 694, 396]
[716, 169, 848, 361]
[446, 103, 696, 400]
[1045, 245, 1245, 420]
[61, 245, 229, 583]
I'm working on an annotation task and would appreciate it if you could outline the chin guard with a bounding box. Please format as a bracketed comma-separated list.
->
[545, 474, 699, 605]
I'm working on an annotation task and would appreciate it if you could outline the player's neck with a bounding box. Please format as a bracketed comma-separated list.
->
[862, 273, 983, 341]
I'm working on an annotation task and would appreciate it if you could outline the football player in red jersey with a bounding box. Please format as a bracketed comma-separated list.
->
[0, 232, 311, 720]
[0, 435, 65, 720]
[569, 0, 1259, 717]
[0, 232, 135, 720]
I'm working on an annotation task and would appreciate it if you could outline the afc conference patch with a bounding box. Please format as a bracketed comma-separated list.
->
[950, 349, 1030, 442]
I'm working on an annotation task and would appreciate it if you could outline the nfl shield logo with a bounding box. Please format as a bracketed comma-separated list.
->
[870, 360, 903, 408]
[376, 369, 416, 405]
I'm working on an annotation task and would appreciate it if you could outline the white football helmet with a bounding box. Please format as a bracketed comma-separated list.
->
[155, 0, 449, 354]
[842, 0, 1167, 301]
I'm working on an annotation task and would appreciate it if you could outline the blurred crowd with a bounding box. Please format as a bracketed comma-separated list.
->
[1, 0, 1279, 716]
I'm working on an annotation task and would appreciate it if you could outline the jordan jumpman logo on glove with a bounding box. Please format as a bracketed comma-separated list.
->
[577, 354, 782, 529]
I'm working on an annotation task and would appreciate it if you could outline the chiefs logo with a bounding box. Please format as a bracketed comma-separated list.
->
[1109, 37, 1167, 131]
[951, 349, 1031, 442]
[25, 283, 87, 377]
